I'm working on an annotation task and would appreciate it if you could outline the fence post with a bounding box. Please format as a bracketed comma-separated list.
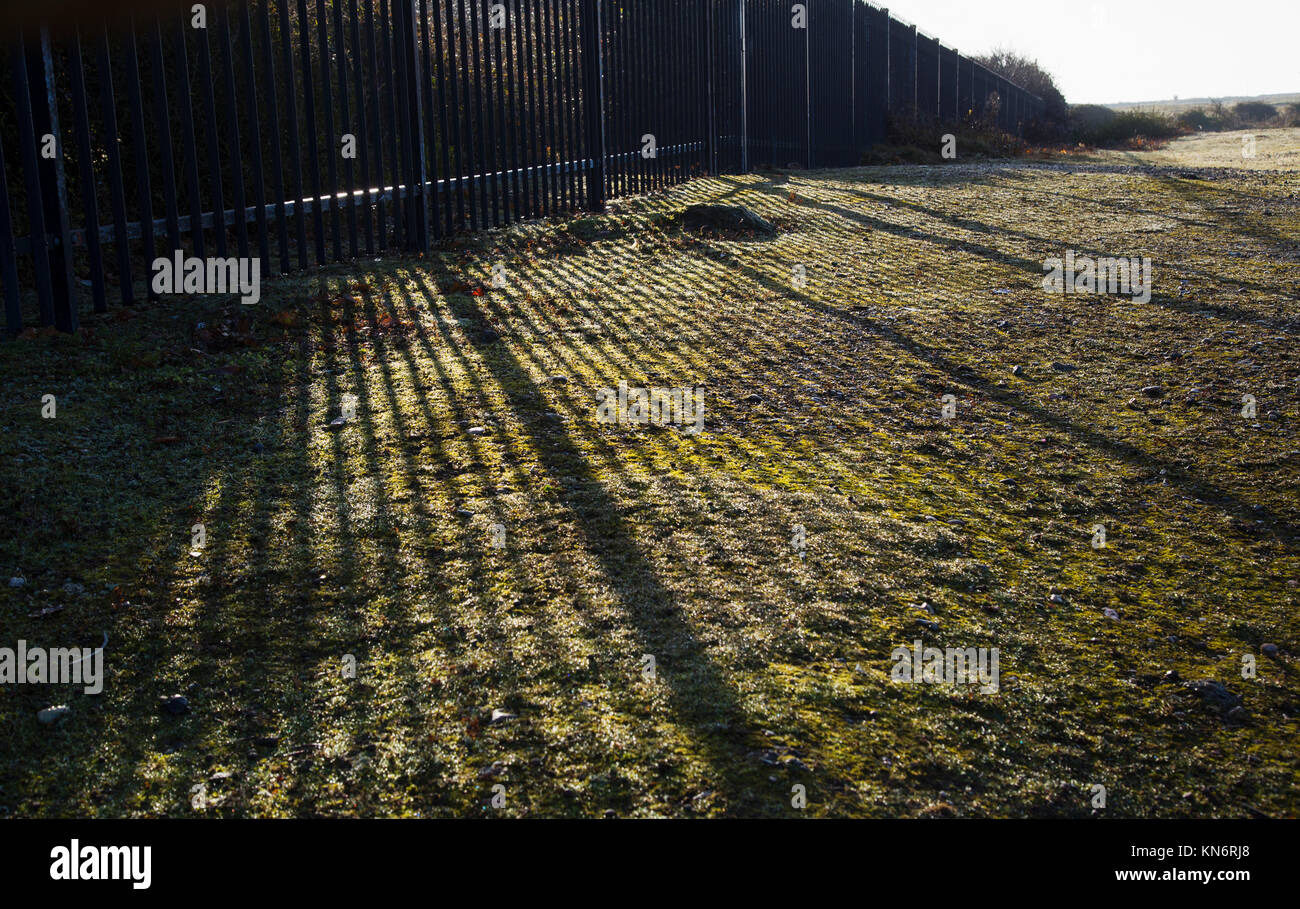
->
[739, 0, 747, 173]
[398, 0, 428, 253]
[580, 0, 606, 210]
[20, 29, 77, 332]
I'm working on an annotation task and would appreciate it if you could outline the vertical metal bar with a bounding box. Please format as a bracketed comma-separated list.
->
[315, 0, 342, 260]
[148, 18, 182, 257]
[193, 13, 227, 261]
[581, 0, 605, 209]
[524, 0, 543, 215]
[432, 0, 455, 235]
[299, 0, 326, 261]
[533, 0, 552, 214]
[390, 0, 413, 244]
[0, 133, 20, 334]
[502, 0, 525, 221]
[489, 0, 511, 223]
[561, 0, 581, 206]
[351, 0, 376, 253]
[446, 0, 469, 229]
[418, 0, 441, 240]
[94, 29, 135, 304]
[404, 0, 429, 250]
[260, 0, 292, 273]
[121, 23, 157, 297]
[365, 0, 389, 245]
[25, 30, 78, 330]
[171, 19, 206, 261]
[456, 0, 478, 228]
[9, 39, 55, 324]
[739, 0, 748, 173]
[66, 27, 107, 313]
[334, 0, 359, 258]
[236, 4, 270, 267]
[218, 3, 250, 260]
[379, 0, 404, 244]
[468, 0, 493, 225]
[280, 0, 308, 267]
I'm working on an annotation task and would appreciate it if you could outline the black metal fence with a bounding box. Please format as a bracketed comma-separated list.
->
[0, 0, 1044, 335]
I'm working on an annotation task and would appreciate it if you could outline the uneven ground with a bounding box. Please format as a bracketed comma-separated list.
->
[2, 130, 1298, 818]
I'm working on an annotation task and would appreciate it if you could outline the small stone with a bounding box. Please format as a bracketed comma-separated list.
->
[477, 761, 506, 780]
[8, 577, 25, 588]
[326, 416, 349, 431]
[1140, 385, 1165, 398]
[490, 708, 516, 725]
[1103, 608, 1120, 620]
[38, 705, 70, 725]
[454, 509, 475, 519]
[1162, 670, 1181, 683]
[1048, 593, 1068, 606]
[160, 694, 191, 716]
[744, 393, 763, 404]
[545, 375, 569, 384]
[1011, 365, 1023, 377]
[1261, 643, 1279, 656]
[467, 426, 487, 436]
[1050, 362, 1076, 372]
[1182, 679, 1242, 716]
[1226, 705, 1249, 722]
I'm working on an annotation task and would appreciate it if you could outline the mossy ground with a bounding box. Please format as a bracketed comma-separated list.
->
[2, 129, 1298, 818]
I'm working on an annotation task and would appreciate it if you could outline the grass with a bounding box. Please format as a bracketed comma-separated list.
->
[2, 129, 1299, 818]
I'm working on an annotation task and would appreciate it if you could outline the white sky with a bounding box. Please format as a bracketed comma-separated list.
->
[879, 0, 1300, 105]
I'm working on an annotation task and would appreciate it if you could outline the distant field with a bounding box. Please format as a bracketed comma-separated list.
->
[1083, 127, 1300, 171]
[1106, 93, 1300, 115]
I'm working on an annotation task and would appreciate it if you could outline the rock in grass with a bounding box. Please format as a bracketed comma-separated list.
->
[680, 204, 775, 236]
[325, 415, 350, 432]
[467, 426, 488, 436]
[1140, 385, 1165, 398]
[1182, 679, 1242, 716]
[477, 761, 506, 781]
[490, 708, 516, 725]
[37, 705, 70, 725]
[160, 694, 191, 716]
[1261, 643, 1279, 656]
[9, 576, 25, 588]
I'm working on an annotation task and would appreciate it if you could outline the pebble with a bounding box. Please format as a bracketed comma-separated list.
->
[477, 762, 506, 780]
[1140, 385, 1165, 397]
[8, 577, 24, 588]
[1103, 608, 1120, 620]
[1011, 365, 1023, 377]
[325, 416, 349, 431]
[37, 705, 70, 725]
[1048, 593, 1068, 606]
[1261, 643, 1279, 656]
[490, 708, 516, 725]
[467, 426, 487, 436]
